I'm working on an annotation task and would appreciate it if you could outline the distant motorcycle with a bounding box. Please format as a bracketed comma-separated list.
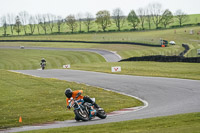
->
[68, 97, 107, 121]
[40, 62, 46, 70]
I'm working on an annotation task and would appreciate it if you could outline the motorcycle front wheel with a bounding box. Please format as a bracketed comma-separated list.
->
[74, 109, 89, 121]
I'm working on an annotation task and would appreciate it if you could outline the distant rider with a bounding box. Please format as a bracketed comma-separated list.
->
[40, 58, 47, 66]
[65, 88, 101, 110]
[40, 58, 46, 65]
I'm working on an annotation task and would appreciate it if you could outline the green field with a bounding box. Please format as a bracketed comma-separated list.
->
[1, 26, 200, 58]
[0, 49, 106, 70]
[71, 62, 200, 80]
[0, 70, 143, 128]
[20, 112, 200, 133]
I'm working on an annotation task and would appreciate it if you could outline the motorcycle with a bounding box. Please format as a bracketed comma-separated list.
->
[68, 97, 107, 121]
[40, 62, 46, 70]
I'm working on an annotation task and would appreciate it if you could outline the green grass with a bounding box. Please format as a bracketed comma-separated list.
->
[71, 62, 200, 80]
[0, 49, 106, 70]
[19, 112, 200, 133]
[0, 49, 199, 80]
[1, 26, 200, 58]
[0, 70, 143, 129]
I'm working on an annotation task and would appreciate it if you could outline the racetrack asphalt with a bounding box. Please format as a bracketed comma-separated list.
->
[2, 69, 200, 133]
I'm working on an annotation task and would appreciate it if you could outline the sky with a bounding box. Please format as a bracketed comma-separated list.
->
[0, 0, 199, 18]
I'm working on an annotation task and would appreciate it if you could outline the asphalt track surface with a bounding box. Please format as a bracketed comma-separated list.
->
[2, 69, 200, 133]
[0, 46, 121, 62]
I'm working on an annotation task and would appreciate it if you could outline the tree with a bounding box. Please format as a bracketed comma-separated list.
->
[47, 13, 56, 33]
[19, 11, 29, 35]
[35, 14, 42, 34]
[56, 16, 63, 33]
[84, 12, 93, 32]
[7, 13, 15, 35]
[95, 10, 111, 32]
[76, 13, 83, 32]
[127, 10, 140, 30]
[14, 16, 21, 35]
[29, 15, 36, 34]
[146, 7, 152, 29]
[1, 16, 8, 36]
[66, 15, 77, 33]
[175, 10, 189, 27]
[162, 9, 173, 28]
[148, 3, 163, 29]
[112, 8, 125, 31]
[40, 14, 48, 34]
[137, 8, 146, 30]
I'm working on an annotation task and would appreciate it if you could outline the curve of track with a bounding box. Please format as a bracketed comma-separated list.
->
[0, 46, 121, 62]
[3, 69, 200, 133]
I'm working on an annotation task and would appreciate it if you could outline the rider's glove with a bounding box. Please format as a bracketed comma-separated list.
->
[67, 106, 70, 109]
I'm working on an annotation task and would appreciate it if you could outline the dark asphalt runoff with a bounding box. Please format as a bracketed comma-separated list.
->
[0, 46, 121, 62]
[2, 69, 200, 133]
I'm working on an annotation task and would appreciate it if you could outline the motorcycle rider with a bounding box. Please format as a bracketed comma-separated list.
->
[40, 58, 46, 65]
[65, 88, 101, 110]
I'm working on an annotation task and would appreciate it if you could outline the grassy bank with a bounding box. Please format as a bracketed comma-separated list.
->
[20, 112, 200, 133]
[0, 49, 105, 70]
[72, 62, 200, 80]
[0, 70, 143, 129]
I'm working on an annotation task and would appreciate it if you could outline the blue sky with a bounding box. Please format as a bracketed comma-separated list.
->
[0, 0, 199, 17]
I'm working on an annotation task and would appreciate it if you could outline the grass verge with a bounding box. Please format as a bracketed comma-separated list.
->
[0, 49, 105, 70]
[72, 62, 200, 80]
[0, 70, 143, 129]
[19, 112, 200, 133]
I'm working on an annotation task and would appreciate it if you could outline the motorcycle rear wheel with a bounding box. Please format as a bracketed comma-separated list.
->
[97, 110, 107, 119]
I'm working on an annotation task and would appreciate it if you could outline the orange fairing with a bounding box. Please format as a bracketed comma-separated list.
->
[66, 90, 84, 106]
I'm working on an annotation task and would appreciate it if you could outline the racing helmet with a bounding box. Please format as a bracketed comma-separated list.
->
[65, 88, 73, 98]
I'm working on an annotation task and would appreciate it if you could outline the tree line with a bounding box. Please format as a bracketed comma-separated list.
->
[0, 3, 190, 36]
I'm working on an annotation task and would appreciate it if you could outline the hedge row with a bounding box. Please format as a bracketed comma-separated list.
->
[120, 55, 200, 63]
[0, 40, 160, 47]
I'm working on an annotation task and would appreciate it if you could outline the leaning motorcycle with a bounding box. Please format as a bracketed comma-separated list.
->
[68, 97, 107, 121]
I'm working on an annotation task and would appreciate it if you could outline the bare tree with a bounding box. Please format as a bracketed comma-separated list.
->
[14, 16, 21, 35]
[95, 10, 111, 32]
[35, 14, 42, 34]
[127, 10, 140, 30]
[162, 9, 173, 28]
[47, 13, 56, 33]
[40, 14, 48, 34]
[137, 8, 146, 30]
[1, 16, 8, 36]
[84, 12, 93, 32]
[7, 13, 16, 35]
[148, 3, 163, 29]
[29, 15, 36, 34]
[76, 13, 83, 32]
[19, 11, 29, 35]
[146, 7, 152, 29]
[66, 14, 77, 33]
[56, 16, 63, 33]
[175, 10, 189, 27]
[112, 8, 125, 31]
